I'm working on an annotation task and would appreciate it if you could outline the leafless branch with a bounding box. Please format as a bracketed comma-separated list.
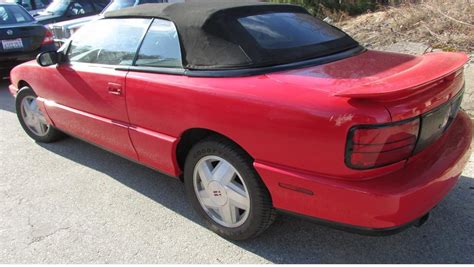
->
[425, 4, 474, 27]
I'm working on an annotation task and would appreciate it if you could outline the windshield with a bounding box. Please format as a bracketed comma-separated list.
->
[103, 0, 135, 13]
[0, 4, 34, 24]
[43, 0, 70, 15]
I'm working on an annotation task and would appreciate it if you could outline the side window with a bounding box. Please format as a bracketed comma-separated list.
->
[135, 19, 182, 68]
[67, 18, 150, 66]
[92, 0, 109, 11]
[66, 3, 84, 16]
[139, 0, 168, 3]
[34, 0, 49, 9]
[66, 0, 93, 16]
[20, 0, 33, 10]
[80, 0, 95, 14]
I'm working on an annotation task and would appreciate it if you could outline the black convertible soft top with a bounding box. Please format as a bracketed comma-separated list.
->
[105, 1, 360, 70]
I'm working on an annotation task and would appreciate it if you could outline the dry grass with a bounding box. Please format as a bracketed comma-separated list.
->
[336, 0, 474, 52]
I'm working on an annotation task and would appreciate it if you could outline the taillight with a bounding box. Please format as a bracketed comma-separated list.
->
[42, 29, 54, 45]
[346, 118, 420, 169]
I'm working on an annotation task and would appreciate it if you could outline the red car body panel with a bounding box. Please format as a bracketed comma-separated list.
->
[333, 51, 467, 99]
[9, 49, 472, 230]
[35, 63, 138, 160]
[124, 67, 392, 180]
[256, 112, 472, 228]
[267, 50, 468, 120]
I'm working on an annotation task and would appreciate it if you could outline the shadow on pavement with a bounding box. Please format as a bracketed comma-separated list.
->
[0, 80, 15, 113]
[38, 136, 474, 264]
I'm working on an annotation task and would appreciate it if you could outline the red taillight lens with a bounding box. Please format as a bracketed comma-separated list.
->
[42, 30, 54, 45]
[346, 118, 420, 169]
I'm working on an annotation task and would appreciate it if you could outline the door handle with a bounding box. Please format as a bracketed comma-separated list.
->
[107, 82, 122, 96]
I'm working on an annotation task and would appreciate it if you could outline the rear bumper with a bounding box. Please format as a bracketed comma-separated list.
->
[256, 111, 472, 232]
[279, 209, 430, 236]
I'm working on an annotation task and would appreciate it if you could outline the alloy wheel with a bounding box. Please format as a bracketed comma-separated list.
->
[20, 95, 50, 137]
[193, 155, 251, 228]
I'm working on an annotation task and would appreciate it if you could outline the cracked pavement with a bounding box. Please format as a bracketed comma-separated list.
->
[0, 80, 473, 263]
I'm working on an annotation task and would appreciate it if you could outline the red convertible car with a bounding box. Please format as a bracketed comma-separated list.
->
[8, 2, 472, 240]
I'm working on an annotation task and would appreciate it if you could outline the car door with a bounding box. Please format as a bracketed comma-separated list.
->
[124, 19, 184, 175]
[43, 18, 151, 160]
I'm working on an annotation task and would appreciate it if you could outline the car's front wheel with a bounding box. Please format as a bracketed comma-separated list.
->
[16, 87, 64, 143]
[184, 136, 276, 240]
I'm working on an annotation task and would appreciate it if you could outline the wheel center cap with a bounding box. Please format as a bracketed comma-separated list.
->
[208, 181, 228, 206]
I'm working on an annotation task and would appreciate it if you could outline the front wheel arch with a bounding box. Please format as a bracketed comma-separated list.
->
[15, 86, 64, 143]
[18, 80, 31, 91]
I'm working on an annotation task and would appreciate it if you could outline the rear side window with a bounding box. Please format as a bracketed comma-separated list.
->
[68, 18, 150, 65]
[135, 19, 182, 68]
[0, 5, 34, 24]
[238, 12, 346, 49]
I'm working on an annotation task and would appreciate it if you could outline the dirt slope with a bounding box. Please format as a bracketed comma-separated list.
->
[335, 0, 473, 118]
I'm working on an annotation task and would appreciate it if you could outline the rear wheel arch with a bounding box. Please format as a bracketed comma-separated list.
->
[181, 130, 276, 240]
[175, 128, 254, 178]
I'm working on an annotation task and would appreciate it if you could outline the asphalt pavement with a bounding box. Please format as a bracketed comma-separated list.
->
[1, 80, 473, 263]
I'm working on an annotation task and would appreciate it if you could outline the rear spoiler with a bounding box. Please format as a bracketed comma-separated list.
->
[335, 52, 469, 99]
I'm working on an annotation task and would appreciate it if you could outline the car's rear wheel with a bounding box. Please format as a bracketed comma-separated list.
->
[16, 87, 64, 143]
[184, 136, 276, 240]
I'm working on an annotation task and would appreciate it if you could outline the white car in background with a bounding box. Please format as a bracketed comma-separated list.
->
[50, 0, 184, 45]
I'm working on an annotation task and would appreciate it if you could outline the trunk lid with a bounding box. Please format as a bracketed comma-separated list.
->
[0, 23, 47, 53]
[333, 51, 467, 100]
[266, 50, 468, 120]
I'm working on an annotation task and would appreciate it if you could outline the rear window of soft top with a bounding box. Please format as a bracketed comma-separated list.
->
[238, 12, 346, 50]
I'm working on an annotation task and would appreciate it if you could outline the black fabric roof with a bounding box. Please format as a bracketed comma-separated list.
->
[104, 1, 358, 70]
[104, 1, 307, 28]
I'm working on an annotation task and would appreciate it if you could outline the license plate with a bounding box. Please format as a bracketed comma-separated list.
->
[2, 38, 23, 50]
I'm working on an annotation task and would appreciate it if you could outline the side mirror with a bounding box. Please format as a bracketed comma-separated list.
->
[36, 51, 59, 67]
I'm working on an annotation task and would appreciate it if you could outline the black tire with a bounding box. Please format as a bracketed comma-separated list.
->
[16, 87, 64, 143]
[184, 135, 276, 240]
